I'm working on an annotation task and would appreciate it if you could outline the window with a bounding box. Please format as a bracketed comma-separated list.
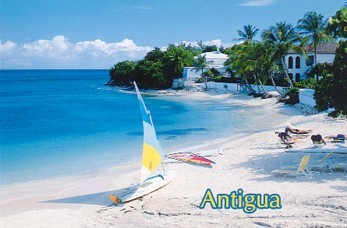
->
[295, 73, 300, 82]
[306, 56, 314, 66]
[288, 73, 293, 79]
[295, 56, 300, 68]
[288, 56, 293, 69]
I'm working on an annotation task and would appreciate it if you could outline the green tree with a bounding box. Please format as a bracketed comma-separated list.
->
[262, 22, 306, 88]
[315, 5, 347, 117]
[185, 44, 202, 56]
[192, 55, 212, 90]
[326, 6, 347, 38]
[324, 41, 347, 116]
[236, 24, 259, 43]
[164, 45, 194, 81]
[144, 47, 164, 62]
[108, 44, 197, 89]
[109, 61, 137, 86]
[202, 45, 218, 53]
[228, 42, 271, 94]
[297, 11, 333, 66]
[136, 59, 166, 88]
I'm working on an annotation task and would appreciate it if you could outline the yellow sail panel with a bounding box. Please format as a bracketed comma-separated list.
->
[142, 143, 162, 172]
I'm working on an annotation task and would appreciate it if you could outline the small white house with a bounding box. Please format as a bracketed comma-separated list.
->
[182, 51, 229, 80]
[285, 42, 337, 82]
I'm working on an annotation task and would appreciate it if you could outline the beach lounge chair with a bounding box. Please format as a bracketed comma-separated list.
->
[272, 155, 319, 178]
[325, 134, 346, 143]
[309, 152, 334, 173]
[331, 162, 347, 173]
[286, 123, 312, 135]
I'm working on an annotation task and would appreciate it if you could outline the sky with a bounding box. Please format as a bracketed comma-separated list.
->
[0, 0, 343, 69]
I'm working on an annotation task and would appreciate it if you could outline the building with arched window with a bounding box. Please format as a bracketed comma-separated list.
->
[295, 56, 300, 68]
[295, 73, 300, 82]
[288, 57, 293, 69]
[284, 42, 337, 82]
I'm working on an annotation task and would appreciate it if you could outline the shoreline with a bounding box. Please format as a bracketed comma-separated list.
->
[1, 90, 347, 227]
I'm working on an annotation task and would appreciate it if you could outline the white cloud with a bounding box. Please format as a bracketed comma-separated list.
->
[1, 36, 152, 69]
[240, 0, 276, 7]
[1, 36, 238, 69]
[22, 35, 70, 57]
[175, 39, 234, 49]
[75, 38, 150, 56]
[0, 41, 16, 54]
[202, 39, 223, 47]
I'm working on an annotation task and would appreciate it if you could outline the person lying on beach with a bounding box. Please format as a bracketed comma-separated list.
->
[285, 126, 311, 135]
[325, 134, 346, 142]
[311, 134, 327, 145]
[277, 132, 295, 148]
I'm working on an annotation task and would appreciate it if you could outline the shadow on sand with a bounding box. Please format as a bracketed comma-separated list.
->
[42, 187, 133, 207]
[229, 149, 347, 187]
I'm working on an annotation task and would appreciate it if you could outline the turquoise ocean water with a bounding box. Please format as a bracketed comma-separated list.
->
[0, 70, 283, 185]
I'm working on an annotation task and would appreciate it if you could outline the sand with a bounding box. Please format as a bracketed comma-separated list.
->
[1, 92, 346, 228]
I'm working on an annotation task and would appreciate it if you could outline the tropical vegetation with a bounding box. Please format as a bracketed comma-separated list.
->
[315, 6, 347, 117]
[192, 55, 212, 90]
[236, 24, 259, 43]
[108, 4, 346, 116]
[262, 22, 306, 88]
[108, 45, 195, 88]
[297, 11, 333, 66]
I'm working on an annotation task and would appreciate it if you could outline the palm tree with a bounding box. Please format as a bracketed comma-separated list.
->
[229, 42, 271, 94]
[167, 45, 187, 78]
[236, 24, 259, 43]
[192, 55, 212, 90]
[262, 22, 306, 88]
[297, 11, 332, 66]
[261, 44, 285, 95]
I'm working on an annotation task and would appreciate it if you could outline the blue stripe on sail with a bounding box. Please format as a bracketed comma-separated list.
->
[143, 122, 163, 155]
[138, 99, 151, 125]
[134, 81, 151, 125]
[134, 81, 164, 159]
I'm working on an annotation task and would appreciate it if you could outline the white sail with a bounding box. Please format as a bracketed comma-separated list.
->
[134, 82, 163, 184]
[109, 82, 176, 204]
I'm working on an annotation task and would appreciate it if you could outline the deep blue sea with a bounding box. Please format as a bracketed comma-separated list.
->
[0, 70, 284, 185]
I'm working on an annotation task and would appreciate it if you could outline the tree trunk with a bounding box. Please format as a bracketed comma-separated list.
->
[243, 78, 256, 92]
[314, 43, 318, 83]
[257, 76, 267, 94]
[253, 74, 261, 93]
[269, 73, 283, 96]
[202, 68, 208, 90]
[314, 43, 317, 66]
[281, 57, 294, 88]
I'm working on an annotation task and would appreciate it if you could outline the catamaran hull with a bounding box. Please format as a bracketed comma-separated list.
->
[168, 152, 215, 166]
[109, 170, 177, 204]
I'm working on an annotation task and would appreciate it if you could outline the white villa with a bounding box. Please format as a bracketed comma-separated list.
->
[285, 42, 337, 82]
[180, 42, 337, 84]
[182, 51, 229, 80]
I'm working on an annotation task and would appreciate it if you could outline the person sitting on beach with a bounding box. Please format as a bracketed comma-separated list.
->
[285, 126, 311, 135]
[325, 134, 347, 142]
[277, 132, 295, 148]
[311, 134, 327, 145]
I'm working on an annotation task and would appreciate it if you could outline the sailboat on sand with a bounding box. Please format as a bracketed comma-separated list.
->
[109, 82, 177, 204]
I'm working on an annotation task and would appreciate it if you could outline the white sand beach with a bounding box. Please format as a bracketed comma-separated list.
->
[1, 92, 346, 228]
